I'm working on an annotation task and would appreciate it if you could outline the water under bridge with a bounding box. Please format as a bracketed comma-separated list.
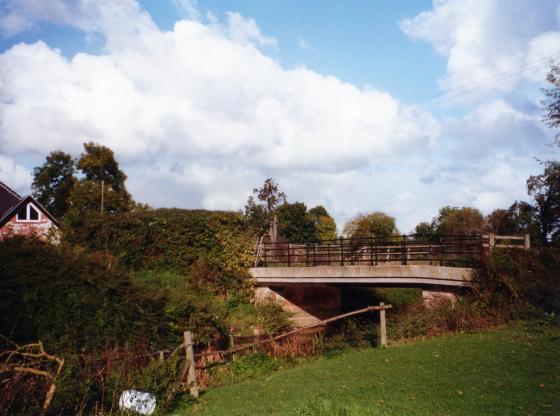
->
[249, 234, 530, 326]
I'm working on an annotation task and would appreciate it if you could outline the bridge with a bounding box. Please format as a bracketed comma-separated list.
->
[249, 234, 530, 326]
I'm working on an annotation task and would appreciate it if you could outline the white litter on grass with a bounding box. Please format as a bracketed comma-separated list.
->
[119, 390, 156, 415]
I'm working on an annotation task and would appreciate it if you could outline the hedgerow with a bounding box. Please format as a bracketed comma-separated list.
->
[63, 208, 256, 273]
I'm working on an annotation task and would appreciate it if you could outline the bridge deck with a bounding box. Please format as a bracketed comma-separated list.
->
[250, 264, 476, 287]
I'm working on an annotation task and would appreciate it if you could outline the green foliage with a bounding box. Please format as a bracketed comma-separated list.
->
[432, 206, 485, 235]
[343, 212, 398, 239]
[131, 269, 290, 346]
[277, 202, 318, 241]
[309, 205, 338, 240]
[485, 201, 540, 241]
[32, 150, 76, 218]
[227, 353, 280, 382]
[77, 142, 128, 191]
[66, 179, 133, 219]
[480, 247, 560, 314]
[0, 236, 168, 354]
[63, 208, 256, 273]
[245, 178, 287, 233]
[527, 160, 560, 245]
[414, 221, 434, 235]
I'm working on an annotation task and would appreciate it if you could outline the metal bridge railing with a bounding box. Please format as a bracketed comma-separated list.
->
[254, 234, 529, 268]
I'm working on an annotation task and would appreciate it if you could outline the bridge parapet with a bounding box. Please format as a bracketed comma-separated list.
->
[254, 234, 529, 269]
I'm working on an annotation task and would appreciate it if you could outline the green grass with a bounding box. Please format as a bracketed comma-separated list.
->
[174, 324, 560, 415]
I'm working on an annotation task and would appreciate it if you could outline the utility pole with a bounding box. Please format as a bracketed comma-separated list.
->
[100, 179, 105, 214]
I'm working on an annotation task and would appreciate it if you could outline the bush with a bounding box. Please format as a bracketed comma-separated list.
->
[0, 236, 168, 354]
[479, 247, 560, 315]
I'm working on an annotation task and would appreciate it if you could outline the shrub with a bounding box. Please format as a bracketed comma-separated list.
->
[479, 247, 560, 315]
[0, 236, 168, 354]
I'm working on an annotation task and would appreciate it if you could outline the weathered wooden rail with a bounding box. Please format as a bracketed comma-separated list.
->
[254, 234, 529, 269]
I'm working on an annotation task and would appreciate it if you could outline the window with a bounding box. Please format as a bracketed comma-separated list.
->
[29, 205, 39, 220]
[17, 207, 26, 220]
[15, 203, 41, 222]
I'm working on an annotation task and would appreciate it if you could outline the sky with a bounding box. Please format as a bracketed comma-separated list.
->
[0, 0, 559, 233]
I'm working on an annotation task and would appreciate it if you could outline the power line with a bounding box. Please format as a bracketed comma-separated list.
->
[410, 56, 552, 109]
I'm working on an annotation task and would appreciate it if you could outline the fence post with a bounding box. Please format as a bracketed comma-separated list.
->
[401, 235, 407, 265]
[287, 243, 291, 267]
[489, 233, 495, 248]
[379, 302, 387, 348]
[340, 237, 344, 266]
[524, 234, 530, 250]
[184, 331, 199, 399]
[313, 243, 317, 266]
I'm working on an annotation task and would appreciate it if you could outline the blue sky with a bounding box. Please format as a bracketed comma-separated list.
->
[0, 0, 559, 232]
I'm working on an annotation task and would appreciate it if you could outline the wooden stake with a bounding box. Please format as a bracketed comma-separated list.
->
[184, 331, 199, 399]
[379, 302, 387, 348]
[524, 234, 530, 250]
[161, 331, 199, 412]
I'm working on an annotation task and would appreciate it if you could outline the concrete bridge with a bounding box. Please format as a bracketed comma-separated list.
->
[250, 234, 529, 326]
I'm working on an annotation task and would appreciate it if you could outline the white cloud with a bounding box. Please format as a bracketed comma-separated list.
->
[0, 154, 31, 193]
[445, 99, 549, 159]
[0, 0, 556, 234]
[401, 0, 560, 96]
[222, 12, 277, 49]
[172, 0, 201, 21]
[0, 3, 438, 171]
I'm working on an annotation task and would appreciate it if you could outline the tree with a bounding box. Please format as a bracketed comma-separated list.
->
[77, 142, 128, 191]
[543, 60, 560, 145]
[431, 206, 485, 235]
[414, 221, 434, 236]
[32, 151, 76, 218]
[67, 142, 133, 218]
[244, 178, 287, 233]
[308, 205, 337, 240]
[343, 212, 398, 239]
[485, 201, 540, 239]
[276, 202, 318, 241]
[527, 161, 560, 245]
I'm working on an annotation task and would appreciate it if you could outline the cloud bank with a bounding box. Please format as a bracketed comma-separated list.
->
[0, 0, 557, 231]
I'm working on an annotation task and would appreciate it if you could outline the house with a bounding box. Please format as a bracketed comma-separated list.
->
[0, 181, 60, 240]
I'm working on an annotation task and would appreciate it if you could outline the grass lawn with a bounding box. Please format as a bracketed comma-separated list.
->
[174, 323, 560, 415]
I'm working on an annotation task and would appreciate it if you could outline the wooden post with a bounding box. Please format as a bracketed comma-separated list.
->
[489, 233, 495, 248]
[159, 351, 164, 361]
[229, 332, 237, 361]
[379, 302, 387, 348]
[184, 331, 199, 399]
[340, 237, 344, 266]
[524, 234, 530, 250]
